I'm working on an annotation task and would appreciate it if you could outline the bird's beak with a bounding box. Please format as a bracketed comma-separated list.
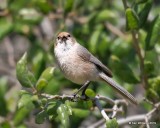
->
[62, 36, 67, 42]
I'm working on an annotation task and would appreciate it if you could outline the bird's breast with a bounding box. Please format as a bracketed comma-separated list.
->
[54, 45, 99, 84]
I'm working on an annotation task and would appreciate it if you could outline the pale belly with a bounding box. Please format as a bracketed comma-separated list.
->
[55, 45, 99, 84]
[58, 55, 99, 84]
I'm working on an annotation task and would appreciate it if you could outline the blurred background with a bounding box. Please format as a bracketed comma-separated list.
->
[0, 0, 160, 128]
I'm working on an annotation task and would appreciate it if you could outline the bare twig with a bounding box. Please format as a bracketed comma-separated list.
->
[94, 96, 110, 121]
[99, 102, 160, 128]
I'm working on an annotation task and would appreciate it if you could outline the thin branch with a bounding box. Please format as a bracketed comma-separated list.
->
[94, 96, 110, 121]
[40, 93, 128, 121]
[105, 22, 128, 40]
[122, 0, 128, 9]
[99, 102, 160, 128]
[121, 0, 148, 88]
[131, 31, 148, 88]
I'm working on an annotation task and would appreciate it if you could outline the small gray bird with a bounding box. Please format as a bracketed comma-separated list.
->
[54, 32, 137, 105]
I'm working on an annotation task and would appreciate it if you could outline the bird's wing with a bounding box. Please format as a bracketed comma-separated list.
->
[77, 44, 112, 77]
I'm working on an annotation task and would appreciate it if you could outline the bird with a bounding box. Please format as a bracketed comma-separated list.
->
[54, 32, 137, 105]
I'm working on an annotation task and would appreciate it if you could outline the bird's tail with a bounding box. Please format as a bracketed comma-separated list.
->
[99, 72, 138, 105]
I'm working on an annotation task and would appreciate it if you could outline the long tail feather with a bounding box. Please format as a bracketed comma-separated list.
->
[99, 72, 138, 105]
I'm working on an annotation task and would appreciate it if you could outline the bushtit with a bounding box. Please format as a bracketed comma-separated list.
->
[54, 32, 137, 105]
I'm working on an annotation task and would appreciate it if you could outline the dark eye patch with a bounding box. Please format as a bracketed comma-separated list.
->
[67, 34, 71, 37]
[57, 37, 60, 40]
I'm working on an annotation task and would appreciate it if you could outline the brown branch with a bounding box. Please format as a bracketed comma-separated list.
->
[41, 93, 128, 121]
[122, 0, 148, 88]
[131, 31, 148, 88]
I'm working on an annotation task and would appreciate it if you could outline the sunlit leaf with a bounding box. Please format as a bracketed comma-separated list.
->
[72, 108, 90, 118]
[106, 118, 118, 128]
[125, 8, 139, 30]
[36, 67, 55, 91]
[16, 52, 36, 88]
[57, 103, 70, 127]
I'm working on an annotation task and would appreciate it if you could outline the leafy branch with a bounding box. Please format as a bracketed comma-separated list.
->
[122, 0, 148, 88]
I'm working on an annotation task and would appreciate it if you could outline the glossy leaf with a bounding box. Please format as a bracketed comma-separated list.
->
[36, 67, 55, 91]
[65, 101, 72, 115]
[138, 1, 152, 28]
[13, 107, 33, 126]
[35, 110, 47, 124]
[126, 8, 139, 30]
[145, 15, 160, 50]
[57, 103, 70, 128]
[72, 108, 90, 118]
[16, 53, 36, 88]
[85, 89, 96, 98]
[46, 102, 57, 119]
[18, 93, 33, 109]
[106, 118, 118, 128]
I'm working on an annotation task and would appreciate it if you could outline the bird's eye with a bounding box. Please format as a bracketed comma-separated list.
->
[57, 37, 60, 40]
[67, 34, 71, 37]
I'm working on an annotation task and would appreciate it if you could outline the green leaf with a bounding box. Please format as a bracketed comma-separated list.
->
[19, 90, 30, 97]
[35, 110, 47, 124]
[36, 67, 55, 91]
[35, 0, 53, 13]
[47, 101, 58, 119]
[13, 107, 32, 126]
[72, 108, 90, 118]
[145, 15, 160, 50]
[138, 1, 152, 28]
[16, 52, 36, 88]
[106, 118, 118, 128]
[144, 60, 154, 75]
[1, 121, 11, 128]
[0, 77, 8, 116]
[18, 93, 33, 109]
[32, 51, 45, 79]
[148, 76, 160, 97]
[125, 8, 139, 30]
[85, 89, 96, 98]
[95, 9, 116, 23]
[65, 101, 72, 115]
[0, 18, 13, 39]
[146, 88, 159, 102]
[57, 104, 70, 128]
[64, 0, 74, 13]
[109, 55, 139, 84]
[89, 29, 101, 53]
[135, 0, 148, 4]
